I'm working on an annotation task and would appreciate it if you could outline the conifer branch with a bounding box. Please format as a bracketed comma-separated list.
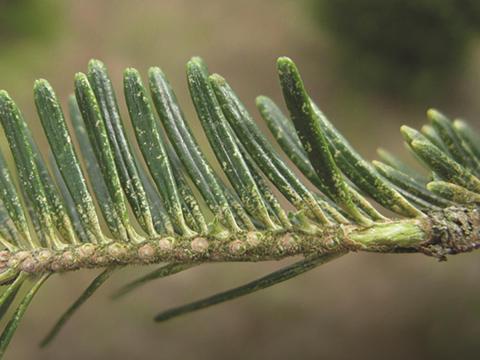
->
[0, 56, 477, 358]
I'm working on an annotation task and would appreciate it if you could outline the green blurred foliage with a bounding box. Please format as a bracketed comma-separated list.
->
[312, 0, 480, 98]
[0, 0, 64, 94]
[0, 0, 62, 44]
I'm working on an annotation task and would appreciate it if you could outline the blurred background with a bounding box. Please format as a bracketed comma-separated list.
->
[2, 0, 480, 359]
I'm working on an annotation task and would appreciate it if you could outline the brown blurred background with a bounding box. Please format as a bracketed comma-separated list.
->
[2, 0, 480, 359]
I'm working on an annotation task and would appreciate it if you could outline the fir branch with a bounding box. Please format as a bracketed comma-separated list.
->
[0, 56, 477, 358]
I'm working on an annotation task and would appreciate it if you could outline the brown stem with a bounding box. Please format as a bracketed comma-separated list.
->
[0, 206, 478, 281]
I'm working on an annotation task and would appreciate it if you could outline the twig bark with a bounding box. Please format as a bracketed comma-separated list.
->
[0, 206, 478, 281]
